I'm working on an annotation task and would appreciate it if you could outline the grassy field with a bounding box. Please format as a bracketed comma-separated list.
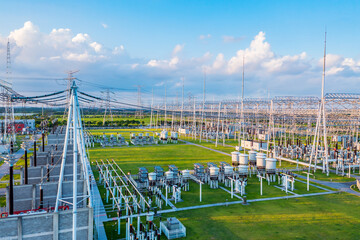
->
[297, 170, 356, 183]
[88, 138, 360, 240]
[0, 174, 21, 188]
[178, 135, 237, 153]
[102, 192, 360, 240]
[90, 128, 162, 139]
[159, 192, 360, 240]
[14, 152, 33, 170]
[89, 144, 230, 172]
[0, 196, 5, 207]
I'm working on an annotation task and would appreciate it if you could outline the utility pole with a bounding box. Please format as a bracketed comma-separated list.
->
[102, 89, 114, 125]
[215, 102, 221, 147]
[63, 70, 79, 121]
[134, 85, 143, 119]
[4, 40, 16, 144]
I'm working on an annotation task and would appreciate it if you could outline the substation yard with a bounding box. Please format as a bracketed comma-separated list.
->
[89, 130, 360, 240]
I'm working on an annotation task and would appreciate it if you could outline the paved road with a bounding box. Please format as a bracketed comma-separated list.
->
[295, 174, 360, 197]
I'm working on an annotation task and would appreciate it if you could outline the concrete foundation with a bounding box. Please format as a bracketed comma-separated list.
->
[0, 207, 93, 240]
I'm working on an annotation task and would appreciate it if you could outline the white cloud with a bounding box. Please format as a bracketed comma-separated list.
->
[112, 45, 125, 55]
[199, 34, 211, 40]
[90, 41, 102, 52]
[131, 63, 139, 69]
[155, 81, 165, 87]
[325, 54, 342, 67]
[72, 33, 90, 43]
[172, 44, 184, 55]
[225, 31, 274, 74]
[147, 56, 179, 69]
[64, 51, 94, 62]
[206, 31, 312, 77]
[1, 21, 108, 65]
[319, 54, 360, 76]
[1, 22, 359, 98]
[102, 23, 108, 29]
[222, 35, 245, 43]
[262, 52, 307, 73]
[212, 53, 225, 70]
[9, 21, 41, 47]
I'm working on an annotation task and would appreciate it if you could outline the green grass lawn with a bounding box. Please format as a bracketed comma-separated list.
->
[14, 152, 33, 170]
[90, 138, 360, 240]
[297, 171, 356, 183]
[0, 196, 5, 207]
[277, 160, 300, 169]
[103, 192, 360, 240]
[90, 128, 161, 137]
[160, 192, 360, 240]
[89, 144, 231, 173]
[179, 136, 236, 154]
[0, 174, 21, 188]
[350, 184, 360, 193]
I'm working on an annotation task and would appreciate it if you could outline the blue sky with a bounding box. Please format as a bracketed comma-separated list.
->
[0, 0, 359, 103]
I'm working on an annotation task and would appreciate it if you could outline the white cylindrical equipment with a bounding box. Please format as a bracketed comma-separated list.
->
[148, 172, 157, 181]
[172, 132, 178, 139]
[256, 153, 267, 168]
[224, 166, 234, 175]
[239, 154, 249, 165]
[238, 165, 248, 175]
[265, 158, 277, 172]
[165, 171, 174, 180]
[209, 166, 219, 177]
[161, 130, 168, 140]
[249, 151, 257, 162]
[231, 151, 240, 166]
[181, 169, 190, 179]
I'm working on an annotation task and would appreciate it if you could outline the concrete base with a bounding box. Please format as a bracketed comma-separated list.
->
[0, 207, 93, 240]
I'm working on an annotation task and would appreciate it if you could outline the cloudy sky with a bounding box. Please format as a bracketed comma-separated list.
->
[0, 0, 359, 104]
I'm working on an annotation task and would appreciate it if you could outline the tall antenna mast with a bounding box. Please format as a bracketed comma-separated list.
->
[6, 40, 11, 84]
[200, 70, 206, 142]
[239, 55, 245, 148]
[150, 88, 154, 128]
[321, 30, 329, 174]
[242, 55, 245, 100]
[321, 31, 327, 100]
[309, 30, 329, 175]
[5, 40, 15, 143]
[180, 77, 184, 129]
[164, 81, 167, 128]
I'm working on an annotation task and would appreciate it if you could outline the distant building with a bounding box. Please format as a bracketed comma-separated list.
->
[0, 119, 36, 133]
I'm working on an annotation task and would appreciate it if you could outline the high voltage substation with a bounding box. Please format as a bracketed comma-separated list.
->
[0, 35, 359, 240]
